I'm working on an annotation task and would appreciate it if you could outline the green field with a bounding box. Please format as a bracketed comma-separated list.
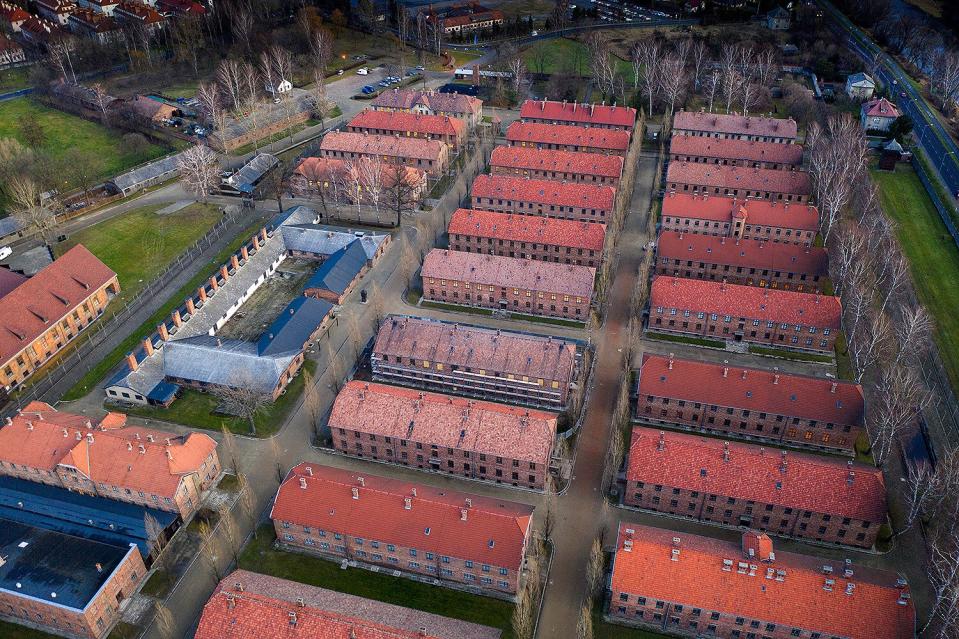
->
[58, 202, 223, 304]
[748, 345, 834, 363]
[0, 67, 31, 93]
[240, 525, 515, 637]
[0, 97, 168, 187]
[521, 38, 631, 78]
[0, 620, 57, 639]
[872, 164, 959, 391]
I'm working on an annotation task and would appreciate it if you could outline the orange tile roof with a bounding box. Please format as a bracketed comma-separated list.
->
[0, 2, 31, 22]
[330, 381, 554, 465]
[650, 275, 841, 329]
[669, 135, 804, 165]
[490, 146, 624, 180]
[348, 109, 466, 139]
[0, 402, 217, 499]
[0, 245, 116, 364]
[320, 131, 449, 162]
[370, 89, 482, 116]
[422, 248, 595, 298]
[863, 97, 900, 119]
[672, 111, 798, 139]
[661, 193, 819, 231]
[611, 523, 914, 639]
[638, 354, 864, 426]
[667, 162, 812, 195]
[294, 157, 425, 187]
[196, 570, 502, 639]
[656, 232, 828, 277]
[448, 208, 606, 252]
[270, 464, 533, 570]
[471, 174, 615, 210]
[506, 122, 630, 153]
[627, 427, 886, 522]
[520, 99, 636, 128]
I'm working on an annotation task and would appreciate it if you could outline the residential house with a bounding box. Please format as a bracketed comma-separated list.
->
[846, 72, 876, 100]
[0, 2, 30, 32]
[347, 109, 467, 148]
[371, 88, 483, 129]
[765, 6, 790, 29]
[861, 97, 900, 132]
[0, 33, 25, 67]
[34, 0, 76, 26]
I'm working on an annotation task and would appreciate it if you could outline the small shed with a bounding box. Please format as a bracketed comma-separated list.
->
[879, 138, 904, 171]
[265, 79, 293, 96]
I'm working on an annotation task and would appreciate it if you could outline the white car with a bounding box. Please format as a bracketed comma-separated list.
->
[357, 67, 369, 75]
[0, 246, 11, 261]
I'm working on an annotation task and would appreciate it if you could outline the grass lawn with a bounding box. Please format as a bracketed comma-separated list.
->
[239, 525, 515, 637]
[748, 345, 834, 363]
[421, 299, 494, 316]
[594, 616, 671, 639]
[0, 97, 168, 187]
[521, 37, 631, 79]
[645, 332, 725, 349]
[107, 622, 141, 639]
[447, 49, 485, 69]
[872, 164, 959, 391]
[62, 218, 267, 401]
[58, 203, 222, 304]
[140, 568, 174, 599]
[0, 67, 31, 93]
[0, 621, 57, 639]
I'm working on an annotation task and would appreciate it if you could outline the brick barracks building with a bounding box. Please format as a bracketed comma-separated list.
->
[519, 99, 637, 131]
[669, 135, 803, 169]
[347, 109, 467, 148]
[471, 174, 616, 223]
[371, 315, 579, 409]
[624, 427, 887, 548]
[1, 245, 119, 391]
[666, 162, 812, 203]
[609, 524, 915, 639]
[195, 570, 501, 639]
[329, 381, 554, 490]
[635, 354, 866, 454]
[655, 232, 829, 292]
[448, 208, 607, 267]
[0, 401, 219, 518]
[490, 146, 625, 186]
[270, 464, 534, 596]
[370, 89, 484, 130]
[649, 276, 841, 352]
[660, 193, 820, 246]
[672, 111, 799, 143]
[506, 121, 630, 155]
[318, 130, 451, 176]
[422, 249, 594, 320]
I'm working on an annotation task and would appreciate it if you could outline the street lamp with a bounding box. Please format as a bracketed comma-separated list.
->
[939, 150, 957, 176]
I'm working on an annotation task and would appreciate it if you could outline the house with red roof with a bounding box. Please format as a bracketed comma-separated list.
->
[635, 354, 865, 453]
[861, 97, 900, 133]
[270, 464, 534, 596]
[672, 111, 798, 143]
[520, 99, 637, 132]
[154, 0, 205, 16]
[320, 130, 451, 176]
[0, 401, 219, 518]
[669, 135, 803, 170]
[649, 275, 841, 352]
[34, 0, 76, 26]
[667, 162, 812, 203]
[655, 231, 829, 292]
[329, 381, 555, 490]
[422, 248, 594, 320]
[0, 1, 31, 32]
[660, 193, 819, 246]
[372, 315, 579, 409]
[113, 1, 165, 31]
[196, 570, 502, 639]
[490, 146, 624, 186]
[0, 245, 119, 391]
[471, 174, 615, 224]
[67, 8, 121, 43]
[18, 14, 62, 44]
[371, 89, 483, 129]
[609, 523, 914, 639]
[506, 121, 630, 155]
[625, 427, 887, 547]
[448, 208, 607, 267]
[347, 109, 467, 148]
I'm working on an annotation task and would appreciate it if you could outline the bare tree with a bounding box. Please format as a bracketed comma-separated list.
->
[359, 156, 385, 220]
[383, 159, 420, 226]
[635, 40, 661, 115]
[217, 59, 244, 114]
[755, 48, 777, 90]
[219, 424, 240, 474]
[153, 602, 177, 639]
[877, 250, 910, 314]
[144, 513, 167, 559]
[575, 604, 593, 639]
[213, 372, 271, 436]
[658, 55, 687, 124]
[217, 504, 241, 564]
[508, 57, 528, 99]
[237, 473, 258, 538]
[807, 115, 868, 241]
[90, 83, 111, 125]
[719, 45, 740, 113]
[8, 175, 59, 246]
[269, 437, 286, 486]
[229, 3, 254, 54]
[869, 364, 930, 467]
[302, 367, 323, 444]
[931, 49, 959, 112]
[197, 520, 222, 582]
[892, 305, 932, 368]
[924, 530, 959, 638]
[584, 537, 604, 600]
[240, 62, 261, 151]
[849, 310, 891, 383]
[197, 82, 227, 144]
[691, 40, 707, 90]
[511, 578, 536, 639]
[900, 449, 959, 533]
[586, 33, 616, 100]
[674, 38, 692, 70]
[178, 144, 220, 202]
[704, 69, 721, 113]
[47, 38, 77, 83]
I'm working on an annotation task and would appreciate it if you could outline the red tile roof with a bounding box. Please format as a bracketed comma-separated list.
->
[320, 131, 449, 162]
[348, 109, 466, 139]
[490, 146, 624, 180]
[0, 245, 116, 364]
[667, 162, 812, 195]
[330, 381, 554, 465]
[371, 89, 483, 116]
[115, 1, 164, 22]
[0, 268, 27, 298]
[449, 208, 606, 251]
[656, 232, 828, 277]
[0, 402, 217, 499]
[862, 97, 900, 119]
[506, 122, 630, 153]
[471, 174, 615, 210]
[439, 9, 504, 28]
[423, 248, 595, 298]
[197, 570, 502, 639]
[0, 2, 31, 23]
[650, 275, 841, 328]
[612, 523, 914, 639]
[661, 193, 819, 231]
[638, 354, 864, 426]
[669, 135, 803, 165]
[672, 111, 798, 139]
[373, 316, 578, 384]
[520, 99, 636, 128]
[627, 427, 886, 522]
[293, 156, 426, 187]
[270, 464, 533, 570]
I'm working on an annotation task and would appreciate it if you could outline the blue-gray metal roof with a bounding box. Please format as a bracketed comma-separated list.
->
[0, 476, 176, 558]
[224, 153, 278, 193]
[0, 216, 24, 237]
[163, 335, 297, 394]
[306, 240, 367, 296]
[258, 296, 333, 357]
[110, 152, 185, 193]
[281, 224, 387, 261]
[0, 519, 134, 610]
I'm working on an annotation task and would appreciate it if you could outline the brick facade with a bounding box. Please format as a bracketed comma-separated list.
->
[470, 175, 615, 224]
[490, 147, 624, 186]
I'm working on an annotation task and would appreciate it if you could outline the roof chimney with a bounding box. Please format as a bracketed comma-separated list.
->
[830, 382, 837, 394]
[460, 508, 468, 521]
[351, 487, 359, 500]
[722, 360, 729, 378]
[299, 477, 307, 489]
[723, 441, 730, 462]
[667, 353, 674, 370]
[404, 497, 412, 510]
[138, 444, 146, 454]
[305, 466, 313, 476]
[358, 477, 365, 487]
[657, 431, 666, 452]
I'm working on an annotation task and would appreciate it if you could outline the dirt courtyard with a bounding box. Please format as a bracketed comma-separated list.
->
[216, 259, 315, 341]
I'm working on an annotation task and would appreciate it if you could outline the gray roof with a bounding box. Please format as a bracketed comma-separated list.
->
[847, 72, 875, 86]
[4, 245, 53, 276]
[0, 216, 24, 237]
[281, 224, 388, 260]
[257, 296, 333, 356]
[163, 335, 297, 394]
[111, 151, 187, 193]
[305, 240, 367, 295]
[224, 153, 279, 193]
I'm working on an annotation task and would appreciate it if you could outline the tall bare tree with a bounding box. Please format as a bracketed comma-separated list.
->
[924, 529, 959, 638]
[586, 33, 616, 100]
[719, 45, 740, 113]
[144, 513, 167, 559]
[237, 473, 258, 538]
[197, 519, 222, 582]
[868, 364, 930, 467]
[8, 175, 59, 246]
[302, 367, 323, 444]
[384, 158, 420, 226]
[691, 40, 707, 90]
[178, 144, 220, 202]
[217, 59, 244, 114]
[213, 371, 271, 436]
[153, 602, 177, 639]
[217, 504, 241, 564]
[658, 55, 687, 124]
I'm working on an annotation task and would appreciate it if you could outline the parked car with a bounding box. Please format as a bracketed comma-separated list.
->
[362, 85, 376, 94]
[357, 67, 369, 75]
[0, 246, 12, 261]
